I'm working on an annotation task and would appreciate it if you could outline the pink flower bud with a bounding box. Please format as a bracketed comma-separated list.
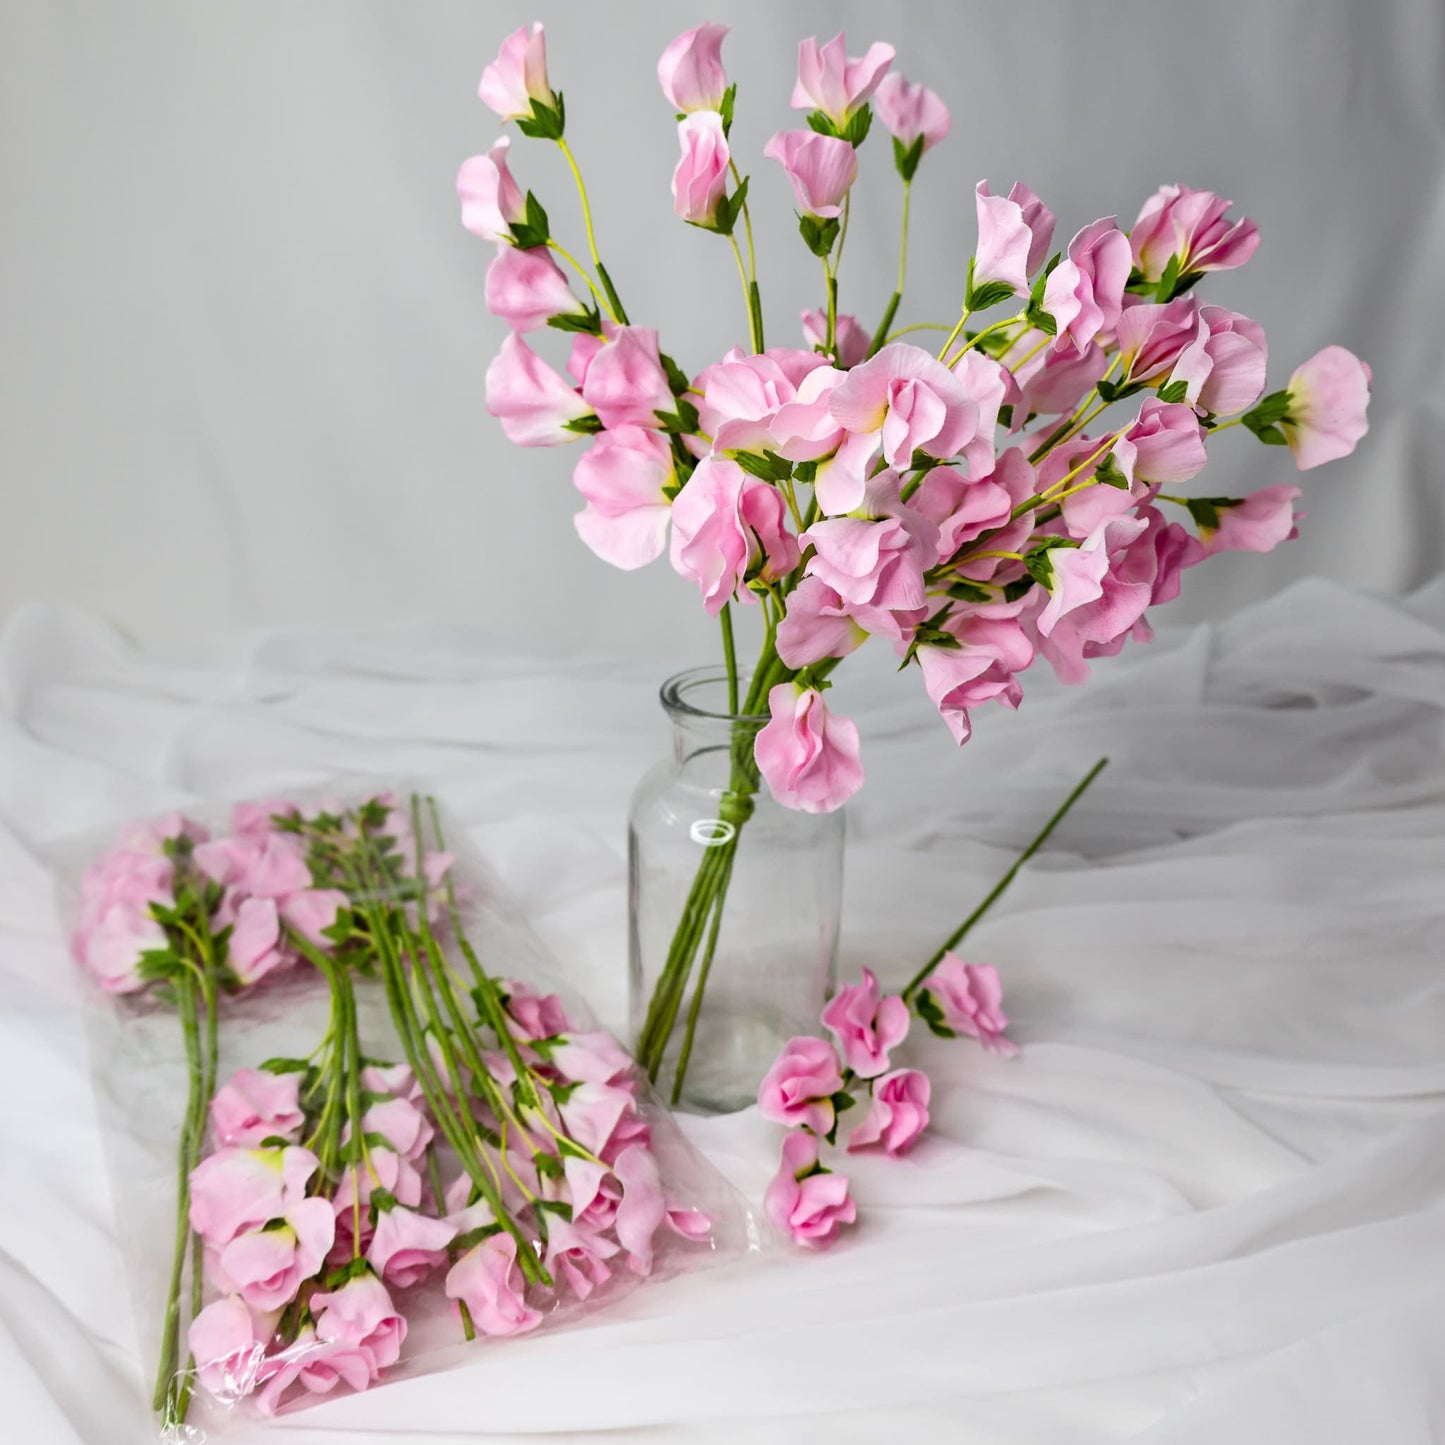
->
[848, 1068, 931, 1155]
[973, 181, 1056, 295]
[755, 683, 864, 814]
[456, 139, 526, 243]
[763, 1130, 856, 1249]
[671, 111, 731, 226]
[873, 72, 950, 152]
[791, 33, 895, 129]
[479, 23, 554, 123]
[485, 333, 593, 446]
[764, 130, 857, 219]
[1131, 184, 1259, 284]
[657, 23, 730, 113]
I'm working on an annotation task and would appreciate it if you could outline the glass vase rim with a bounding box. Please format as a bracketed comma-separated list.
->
[659, 666, 771, 725]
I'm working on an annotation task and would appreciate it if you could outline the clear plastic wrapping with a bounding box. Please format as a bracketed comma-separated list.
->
[58, 786, 755, 1439]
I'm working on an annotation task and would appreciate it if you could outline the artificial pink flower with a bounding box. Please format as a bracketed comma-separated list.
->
[657, 23, 730, 113]
[1043, 217, 1132, 354]
[801, 307, 869, 367]
[848, 1067, 931, 1155]
[917, 616, 1031, 744]
[503, 980, 573, 1039]
[672, 111, 731, 226]
[1114, 297, 1202, 386]
[755, 683, 864, 814]
[1281, 346, 1371, 470]
[194, 833, 311, 899]
[446, 1233, 542, 1336]
[228, 796, 291, 836]
[218, 1197, 335, 1312]
[1198, 484, 1303, 556]
[612, 1143, 668, 1275]
[873, 72, 950, 152]
[310, 1270, 405, 1373]
[973, 181, 1056, 295]
[1179, 306, 1268, 417]
[279, 888, 348, 950]
[580, 325, 675, 431]
[366, 1205, 457, 1288]
[669, 456, 799, 614]
[1116, 399, 1209, 486]
[547, 1216, 622, 1300]
[1005, 332, 1109, 423]
[763, 1129, 856, 1249]
[696, 347, 826, 451]
[485, 245, 587, 332]
[558, 1081, 637, 1156]
[766, 363, 851, 461]
[757, 1034, 846, 1134]
[790, 34, 895, 129]
[922, 954, 1017, 1055]
[1038, 515, 1151, 639]
[1131, 184, 1260, 283]
[479, 23, 555, 122]
[802, 494, 937, 614]
[210, 1068, 305, 1149]
[226, 896, 291, 986]
[254, 1327, 377, 1414]
[188, 1295, 272, 1404]
[357, 1096, 433, 1162]
[485, 333, 594, 446]
[560, 1156, 620, 1232]
[189, 1145, 320, 1246]
[821, 967, 910, 1079]
[360, 1062, 423, 1105]
[332, 1149, 424, 1262]
[77, 899, 169, 995]
[551, 1030, 635, 1085]
[764, 131, 858, 219]
[947, 349, 1010, 478]
[775, 576, 868, 667]
[828, 342, 981, 478]
[456, 139, 526, 244]
[910, 446, 1026, 558]
[572, 424, 675, 570]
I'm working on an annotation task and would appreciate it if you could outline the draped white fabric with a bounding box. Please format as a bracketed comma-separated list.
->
[1, 577, 1442, 1442]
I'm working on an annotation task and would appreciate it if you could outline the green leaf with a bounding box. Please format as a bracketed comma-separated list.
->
[1256, 425, 1288, 446]
[1094, 453, 1131, 489]
[1002, 575, 1036, 603]
[516, 95, 565, 141]
[965, 278, 1017, 312]
[892, 133, 925, 182]
[523, 191, 549, 243]
[659, 352, 691, 397]
[1024, 303, 1057, 337]
[947, 580, 994, 604]
[547, 306, 603, 335]
[797, 213, 841, 258]
[653, 397, 701, 435]
[1154, 253, 1182, 303]
[534, 1197, 574, 1222]
[997, 403, 1015, 430]
[793, 460, 818, 483]
[370, 1187, 397, 1215]
[1185, 496, 1238, 531]
[260, 1056, 312, 1075]
[732, 449, 793, 483]
[1029, 253, 1061, 309]
[1241, 389, 1292, 434]
[533, 1152, 565, 1179]
[830, 1090, 857, 1116]
[452, 1223, 503, 1253]
[1024, 535, 1081, 589]
[562, 414, 605, 436]
[805, 109, 839, 138]
[842, 104, 872, 147]
[1156, 378, 1189, 405]
[719, 82, 736, 137]
[1096, 378, 1146, 406]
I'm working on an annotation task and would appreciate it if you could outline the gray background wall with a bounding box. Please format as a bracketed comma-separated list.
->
[2, 0, 1440, 669]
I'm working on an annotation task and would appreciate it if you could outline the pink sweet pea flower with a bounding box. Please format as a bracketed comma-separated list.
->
[279, 888, 348, 950]
[801, 307, 869, 367]
[503, 979, 573, 1039]
[355, 1096, 433, 1162]
[189, 1145, 320, 1246]
[485, 333, 594, 446]
[763, 1130, 856, 1249]
[775, 576, 868, 668]
[446, 1234, 542, 1336]
[1281, 345, 1371, 469]
[1166, 304, 1269, 415]
[917, 616, 1031, 745]
[188, 1295, 272, 1404]
[194, 833, 311, 898]
[226, 895, 291, 986]
[219, 1196, 335, 1312]
[1033, 528, 1120, 639]
[1131, 184, 1260, 283]
[612, 1143, 668, 1275]
[479, 23, 555, 123]
[848, 1068, 931, 1155]
[254, 1327, 376, 1414]
[829, 341, 981, 476]
[873, 72, 950, 152]
[657, 23, 729, 113]
[544, 1216, 620, 1299]
[310, 1269, 405, 1373]
[558, 1081, 637, 1156]
[757, 1034, 846, 1133]
[1198, 484, 1303, 556]
[802, 485, 938, 614]
[791, 34, 895, 129]
[580, 325, 675, 431]
[973, 181, 1056, 295]
[672, 111, 731, 226]
[77, 899, 169, 995]
[669, 455, 799, 615]
[210, 1068, 304, 1149]
[485, 245, 587, 332]
[551, 1030, 635, 1086]
[1116, 399, 1209, 487]
[456, 139, 526, 244]
[1043, 217, 1132, 355]
[755, 684, 864, 814]
[1114, 297, 1202, 386]
[572, 425, 675, 570]
[821, 967, 910, 1079]
[764, 131, 858, 218]
[696, 347, 823, 447]
[366, 1204, 457, 1288]
[922, 954, 1017, 1055]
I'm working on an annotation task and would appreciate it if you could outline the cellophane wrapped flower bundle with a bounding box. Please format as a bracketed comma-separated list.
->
[460, 22, 1372, 1103]
[65, 790, 749, 1437]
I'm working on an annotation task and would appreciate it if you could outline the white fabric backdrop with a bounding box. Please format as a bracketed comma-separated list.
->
[1, 575, 1443, 1442]
[1, 0, 1442, 661]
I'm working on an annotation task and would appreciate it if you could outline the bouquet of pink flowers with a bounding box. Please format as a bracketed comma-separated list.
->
[461, 21, 1371, 1104]
[70, 791, 743, 1434]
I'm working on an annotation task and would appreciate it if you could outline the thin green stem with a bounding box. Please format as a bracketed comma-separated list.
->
[901, 758, 1109, 1002]
[719, 605, 740, 716]
[546, 240, 617, 322]
[727, 233, 761, 353]
[936, 308, 972, 361]
[557, 137, 628, 324]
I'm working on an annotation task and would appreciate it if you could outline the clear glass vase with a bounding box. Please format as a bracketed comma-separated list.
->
[628, 667, 844, 1113]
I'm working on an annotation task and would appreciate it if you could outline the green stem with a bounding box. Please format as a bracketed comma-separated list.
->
[867, 179, 911, 359]
[669, 850, 735, 1106]
[901, 757, 1109, 1002]
[719, 605, 740, 717]
[936, 308, 972, 361]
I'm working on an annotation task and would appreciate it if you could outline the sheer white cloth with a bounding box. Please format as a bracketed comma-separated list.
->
[1, 575, 1442, 1444]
